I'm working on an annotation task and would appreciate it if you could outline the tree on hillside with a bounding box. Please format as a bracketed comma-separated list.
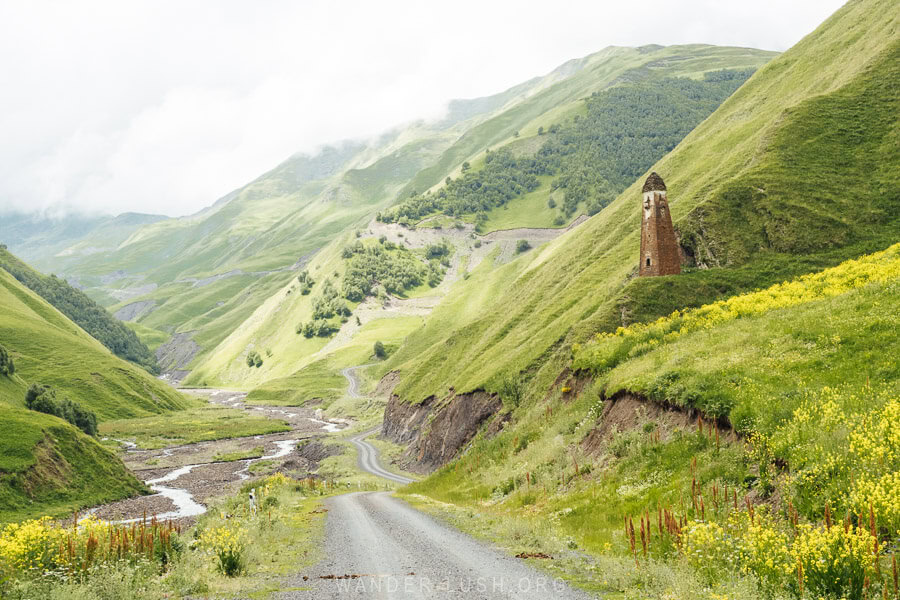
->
[516, 240, 531, 253]
[246, 351, 263, 368]
[374, 341, 386, 359]
[25, 384, 98, 436]
[0, 344, 14, 376]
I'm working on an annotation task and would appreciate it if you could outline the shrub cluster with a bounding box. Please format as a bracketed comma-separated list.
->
[296, 270, 314, 295]
[24, 384, 98, 436]
[341, 240, 428, 301]
[245, 351, 263, 368]
[311, 279, 350, 320]
[0, 343, 14, 376]
[297, 278, 346, 338]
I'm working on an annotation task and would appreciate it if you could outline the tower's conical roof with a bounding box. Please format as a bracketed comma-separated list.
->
[642, 172, 666, 192]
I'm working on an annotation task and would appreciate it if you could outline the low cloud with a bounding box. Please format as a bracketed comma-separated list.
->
[0, 0, 845, 217]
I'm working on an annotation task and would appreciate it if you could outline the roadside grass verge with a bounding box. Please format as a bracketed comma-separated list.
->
[100, 403, 290, 450]
[402, 492, 785, 600]
[1, 474, 337, 599]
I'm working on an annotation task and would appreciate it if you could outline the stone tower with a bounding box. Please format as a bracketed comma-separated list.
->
[639, 172, 681, 277]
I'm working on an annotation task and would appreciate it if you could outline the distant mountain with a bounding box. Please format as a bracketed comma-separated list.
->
[0, 211, 166, 269]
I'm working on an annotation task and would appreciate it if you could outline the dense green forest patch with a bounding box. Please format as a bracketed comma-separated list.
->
[379, 69, 755, 227]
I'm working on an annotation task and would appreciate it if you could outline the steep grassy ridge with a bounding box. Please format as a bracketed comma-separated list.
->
[0, 247, 158, 372]
[385, 69, 759, 228]
[402, 45, 775, 200]
[0, 269, 187, 420]
[0, 268, 186, 520]
[389, 2, 900, 596]
[0, 406, 146, 522]
[384, 0, 900, 407]
[407, 247, 900, 597]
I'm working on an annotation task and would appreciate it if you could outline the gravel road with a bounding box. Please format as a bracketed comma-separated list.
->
[277, 370, 592, 599]
[341, 365, 366, 398]
[278, 491, 592, 599]
[350, 427, 414, 485]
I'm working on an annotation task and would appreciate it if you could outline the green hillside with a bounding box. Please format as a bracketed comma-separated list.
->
[381, 0, 900, 407]
[387, 0, 900, 596]
[383, 68, 757, 228]
[0, 267, 192, 521]
[183, 44, 773, 390]
[0, 268, 188, 420]
[401, 45, 775, 201]
[0, 405, 146, 522]
[19, 45, 774, 380]
[407, 247, 900, 597]
[0, 247, 159, 373]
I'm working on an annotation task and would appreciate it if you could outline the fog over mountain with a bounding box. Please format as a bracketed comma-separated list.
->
[0, 0, 844, 218]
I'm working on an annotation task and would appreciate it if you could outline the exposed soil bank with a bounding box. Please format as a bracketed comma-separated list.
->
[382, 391, 502, 473]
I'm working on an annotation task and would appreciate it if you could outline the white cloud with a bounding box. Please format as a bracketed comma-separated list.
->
[0, 0, 846, 217]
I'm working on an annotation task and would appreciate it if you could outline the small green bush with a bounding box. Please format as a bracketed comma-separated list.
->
[0, 343, 14, 376]
[515, 240, 531, 253]
[246, 351, 263, 368]
[374, 341, 386, 359]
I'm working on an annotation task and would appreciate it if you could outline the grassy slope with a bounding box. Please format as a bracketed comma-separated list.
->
[246, 315, 424, 406]
[0, 269, 188, 421]
[183, 234, 350, 388]
[31, 61, 601, 366]
[0, 247, 159, 373]
[0, 405, 146, 522]
[385, 0, 900, 407]
[0, 270, 190, 520]
[388, 1, 900, 594]
[403, 252, 900, 595]
[191, 44, 775, 391]
[402, 45, 776, 200]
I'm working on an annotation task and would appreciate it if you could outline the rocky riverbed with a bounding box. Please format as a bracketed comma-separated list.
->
[90, 389, 349, 526]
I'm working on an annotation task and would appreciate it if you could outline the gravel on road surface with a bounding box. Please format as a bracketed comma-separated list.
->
[350, 428, 413, 485]
[277, 491, 592, 599]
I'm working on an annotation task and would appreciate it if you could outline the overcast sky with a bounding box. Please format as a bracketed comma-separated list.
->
[0, 1, 846, 218]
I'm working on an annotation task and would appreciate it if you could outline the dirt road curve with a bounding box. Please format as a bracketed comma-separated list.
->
[278, 492, 591, 600]
[350, 428, 414, 485]
[341, 365, 365, 398]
